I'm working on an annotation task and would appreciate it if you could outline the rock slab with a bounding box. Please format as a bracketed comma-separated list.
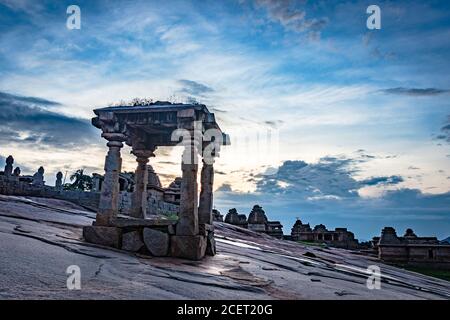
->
[143, 228, 169, 256]
[171, 235, 207, 260]
[122, 231, 144, 252]
[83, 225, 121, 248]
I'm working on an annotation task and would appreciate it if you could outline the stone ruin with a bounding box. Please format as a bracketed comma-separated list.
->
[290, 218, 359, 249]
[224, 208, 248, 228]
[0, 156, 101, 209]
[222, 205, 284, 239]
[377, 227, 450, 268]
[82, 102, 229, 260]
[92, 167, 181, 216]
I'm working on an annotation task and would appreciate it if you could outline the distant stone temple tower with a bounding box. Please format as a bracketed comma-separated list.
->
[377, 227, 450, 268]
[4, 155, 14, 178]
[290, 218, 358, 249]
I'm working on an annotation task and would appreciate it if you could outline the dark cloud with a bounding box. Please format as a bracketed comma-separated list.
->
[0, 91, 60, 107]
[0, 91, 98, 148]
[360, 175, 403, 186]
[264, 120, 283, 128]
[178, 79, 214, 97]
[381, 87, 449, 96]
[255, 157, 403, 199]
[440, 117, 450, 142]
[217, 183, 233, 192]
[253, 0, 328, 39]
[434, 116, 450, 143]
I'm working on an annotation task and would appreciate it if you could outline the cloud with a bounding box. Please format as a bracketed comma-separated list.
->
[252, 0, 328, 39]
[0, 91, 98, 148]
[381, 87, 450, 96]
[263, 120, 283, 128]
[440, 117, 450, 142]
[254, 156, 403, 199]
[0, 91, 60, 107]
[178, 79, 214, 97]
[217, 183, 233, 192]
[360, 175, 404, 186]
[215, 157, 450, 240]
[434, 116, 450, 143]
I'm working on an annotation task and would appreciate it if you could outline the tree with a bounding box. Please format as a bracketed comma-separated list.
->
[64, 169, 92, 191]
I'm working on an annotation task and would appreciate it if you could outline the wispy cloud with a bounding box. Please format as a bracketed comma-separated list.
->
[252, 0, 328, 39]
[178, 79, 214, 97]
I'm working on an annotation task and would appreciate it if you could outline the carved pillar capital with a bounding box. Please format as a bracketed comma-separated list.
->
[132, 149, 155, 162]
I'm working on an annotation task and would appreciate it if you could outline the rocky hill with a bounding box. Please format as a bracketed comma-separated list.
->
[0, 194, 449, 299]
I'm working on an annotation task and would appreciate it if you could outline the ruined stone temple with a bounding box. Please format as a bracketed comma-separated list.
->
[377, 227, 450, 268]
[224, 208, 248, 228]
[83, 102, 229, 260]
[223, 205, 284, 239]
[212, 209, 223, 222]
[290, 219, 359, 249]
[92, 168, 181, 216]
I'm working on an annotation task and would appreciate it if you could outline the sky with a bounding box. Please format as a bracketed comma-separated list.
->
[0, 0, 449, 241]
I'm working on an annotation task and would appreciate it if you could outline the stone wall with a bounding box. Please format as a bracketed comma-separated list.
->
[117, 190, 179, 216]
[379, 245, 450, 269]
[378, 227, 450, 269]
[1, 175, 179, 216]
[0, 175, 100, 210]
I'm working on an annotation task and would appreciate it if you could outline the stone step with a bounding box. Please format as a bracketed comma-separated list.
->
[110, 216, 177, 228]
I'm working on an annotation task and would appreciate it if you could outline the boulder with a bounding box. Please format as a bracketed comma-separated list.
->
[170, 235, 207, 260]
[121, 231, 144, 252]
[83, 226, 121, 248]
[143, 228, 169, 256]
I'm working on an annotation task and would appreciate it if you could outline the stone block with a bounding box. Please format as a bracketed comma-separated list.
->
[83, 225, 121, 248]
[143, 228, 169, 256]
[170, 235, 207, 260]
[167, 224, 176, 235]
[122, 231, 144, 252]
[111, 216, 176, 228]
[199, 223, 214, 236]
[206, 231, 216, 256]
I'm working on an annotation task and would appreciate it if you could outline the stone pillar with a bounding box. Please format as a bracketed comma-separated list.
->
[92, 175, 101, 192]
[4, 155, 13, 178]
[55, 172, 63, 190]
[176, 136, 199, 236]
[198, 159, 214, 225]
[96, 133, 126, 226]
[130, 149, 155, 219]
